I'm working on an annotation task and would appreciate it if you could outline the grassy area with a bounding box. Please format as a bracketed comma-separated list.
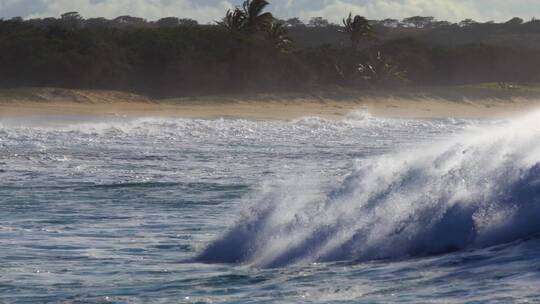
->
[464, 82, 540, 92]
[285, 83, 540, 102]
[0, 87, 152, 104]
[352, 83, 540, 102]
[2, 83, 540, 105]
[424, 83, 540, 101]
[0, 88, 48, 102]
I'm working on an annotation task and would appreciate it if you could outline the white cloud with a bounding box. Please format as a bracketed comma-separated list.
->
[289, 0, 539, 23]
[296, 0, 481, 23]
[25, 0, 233, 23]
[1, 0, 539, 23]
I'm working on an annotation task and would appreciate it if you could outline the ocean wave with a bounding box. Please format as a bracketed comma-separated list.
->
[0, 111, 480, 140]
[196, 111, 540, 268]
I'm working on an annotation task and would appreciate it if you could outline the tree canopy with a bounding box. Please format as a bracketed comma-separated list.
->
[2, 2, 540, 97]
[342, 13, 376, 49]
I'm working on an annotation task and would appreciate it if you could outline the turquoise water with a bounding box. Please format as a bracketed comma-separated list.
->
[1, 113, 539, 303]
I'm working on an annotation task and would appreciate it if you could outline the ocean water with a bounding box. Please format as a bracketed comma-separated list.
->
[1, 111, 539, 303]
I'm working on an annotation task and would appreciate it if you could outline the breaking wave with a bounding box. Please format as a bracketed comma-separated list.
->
[197, 111, 540, 268]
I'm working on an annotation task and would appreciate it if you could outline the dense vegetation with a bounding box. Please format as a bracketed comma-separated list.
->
[1, 0, 540, 97]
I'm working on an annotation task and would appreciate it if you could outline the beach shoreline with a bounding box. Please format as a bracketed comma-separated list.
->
[1, 87, 540, 120]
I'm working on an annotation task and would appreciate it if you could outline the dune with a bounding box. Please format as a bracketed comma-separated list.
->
[1, 87, 540, 120]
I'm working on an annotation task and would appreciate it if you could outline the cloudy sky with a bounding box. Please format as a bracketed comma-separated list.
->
[0, 0, 539, 23]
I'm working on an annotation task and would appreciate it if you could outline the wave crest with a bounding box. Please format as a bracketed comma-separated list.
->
[197, 112, 540, 268]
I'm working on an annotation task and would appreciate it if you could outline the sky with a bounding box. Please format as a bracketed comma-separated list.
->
[0, 0, 539, 24]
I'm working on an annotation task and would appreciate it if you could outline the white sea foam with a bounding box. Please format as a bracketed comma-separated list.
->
[198, 111, 540, 267]
[2, 110, 540, 302]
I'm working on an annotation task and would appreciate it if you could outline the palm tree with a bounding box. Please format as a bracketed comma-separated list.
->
[265, 22, 292, 53]
[242, 0, 273, 33]
[219, 8, 246, 32]
[357, 52, 408, 85]
[218, 0, 273, 34]
[342, 13, 376, 49]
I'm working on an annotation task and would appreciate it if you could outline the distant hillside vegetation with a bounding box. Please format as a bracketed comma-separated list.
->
[2, 4, 540, 98]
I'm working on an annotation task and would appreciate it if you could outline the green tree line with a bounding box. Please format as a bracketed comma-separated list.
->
[1, 0, 540, 97]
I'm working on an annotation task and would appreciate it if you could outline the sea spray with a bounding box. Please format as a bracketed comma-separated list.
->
[3, 111, 540, 302]
[197, 111, 540, 268]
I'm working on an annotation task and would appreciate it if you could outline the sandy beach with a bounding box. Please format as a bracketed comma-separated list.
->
[1, 87, 540, 120]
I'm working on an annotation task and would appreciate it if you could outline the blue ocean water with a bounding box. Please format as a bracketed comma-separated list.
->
[1, 112, 539, 303]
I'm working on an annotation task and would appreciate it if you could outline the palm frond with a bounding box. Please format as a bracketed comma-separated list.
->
[217, 9, 246, 31]
[341, 12, 376, 48]
[265, 22, 293, 53]
[220, 0, 273, 34]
